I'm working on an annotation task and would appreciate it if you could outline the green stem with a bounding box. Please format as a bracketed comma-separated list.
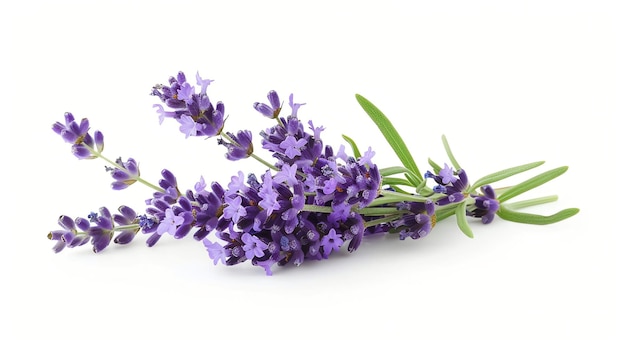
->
[114, 224, 141, 231]
[302, 204, 407, 217]
[364, 214, 403, 228]
[74, 223, 140, 236]
[368, 190, 428, 207]
[302, 204, 333, 214]
[358, 207, 409, 216]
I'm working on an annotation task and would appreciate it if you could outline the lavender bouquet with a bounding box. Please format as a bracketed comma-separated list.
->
[48, 71, 579, 276]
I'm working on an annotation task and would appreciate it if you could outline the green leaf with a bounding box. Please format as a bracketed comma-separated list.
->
[355, 94, 422, 182]
[382, 177, 414, 187]
[441, 135, 462, 171]
[389, 185, 412, 194]
[427, 158, 442, 174]
[498, 166, 569, 203]
[455, 201, 474, 238]
[379, 166, 412, 177]
[497, 206, 580, 225]
[468, 161, 545, 192]
[405, 172, 421, 188]
[341, 134, 362, 159]
[504, 195, 559, 210]
[413, 177, 429, 193]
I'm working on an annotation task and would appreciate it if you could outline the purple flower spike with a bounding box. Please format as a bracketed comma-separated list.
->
[254, 90, 281, 118]
[52, 113, 88, 144]
[113, 206, 140, 245]
[427, 167, 470, 206]
[71, 144, 94, 159]
[253, 102, 274, 118]
[151, 71, 225, 138]
[218, 130, 253, 161]
[48, 215, 80, 253]
[268, 90, 281, 112]
[53, 112, 104, 159]
[87, 207, 115, 253]
[161, 169, 177, 187]
[51, 70, 563, 276]
[107, 157, 140, 190]
[467, 185, 500, 224]
[94, 131, 104, 153]
[393, 200, 436, 240]
[435, 192, 466, 206]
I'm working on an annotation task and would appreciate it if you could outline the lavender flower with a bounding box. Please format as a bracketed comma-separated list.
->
[392, 200, 436, 240]
[253, 90, 281, 118]
[426, 167, 469, 206]
[218, 130, 253, 161]
[288, 93, 306, 117]
[467, 185, 500, 224]
[321, 228, 344, 257]
[52, 112, 103, 159]
[113, 205, 141, 244]
[258, 170, 281, 216]
[242, 233, 269, 259]
[223, 195, 247, 224]
[47, 215, 90, 253]
[106, 157, 140, 190]
[49, 202, 147, 252]
[151, 71, 225, 138]
[203, 238, 226, 265]
[87, 207, 116, 253]
[47, 70, 578, 276]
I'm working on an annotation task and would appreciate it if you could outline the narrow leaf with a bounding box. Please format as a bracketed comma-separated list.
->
[382, 177, 414, 187]
[468, 161, 545, 192]
[341, 134, 362, 159]
[497, 206, 580, 225]
[405, 172, 421, 188]
[498, 166, 569, 203]
[505, 195, 559, 210]
[428, 158, 442, 174]
[379, 166, 412, 176]
[455, 201, 474, 238]
[414, 177, 428, 193]
[355, 94, 422, 182]
[389, 185, 412, 194]
[442, 135, 462, 171]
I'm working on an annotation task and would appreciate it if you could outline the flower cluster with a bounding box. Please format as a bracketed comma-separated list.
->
[47, 71, 579, 275]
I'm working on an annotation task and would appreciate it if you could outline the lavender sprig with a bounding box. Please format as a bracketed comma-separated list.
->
[47, 70, 579, 276]
[52, 112, 164, 193]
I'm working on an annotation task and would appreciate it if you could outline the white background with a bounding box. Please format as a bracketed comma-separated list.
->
[3, 0, 624, 349]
